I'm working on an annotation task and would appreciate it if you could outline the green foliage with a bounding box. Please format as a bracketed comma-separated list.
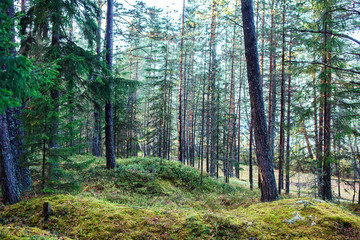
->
[0, 1, 40, 112]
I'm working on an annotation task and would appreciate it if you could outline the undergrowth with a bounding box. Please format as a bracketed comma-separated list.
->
[1, 155, 360, 239]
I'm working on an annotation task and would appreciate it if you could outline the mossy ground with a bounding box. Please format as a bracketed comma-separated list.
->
[1, 155, 360, 239]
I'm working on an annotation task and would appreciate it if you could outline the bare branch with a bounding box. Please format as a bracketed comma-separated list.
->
[292, 28, 360, 46]
[290, 60, 360, 75]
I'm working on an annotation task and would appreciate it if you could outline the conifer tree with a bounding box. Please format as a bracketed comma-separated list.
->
[241, 0, 278, 202]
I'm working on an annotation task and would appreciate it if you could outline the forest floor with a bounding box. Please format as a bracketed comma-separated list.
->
[232, 164, 359, 202]
[1, 155, 360, 239]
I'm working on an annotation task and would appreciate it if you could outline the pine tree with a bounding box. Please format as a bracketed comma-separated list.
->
[241, 0, 278, 202]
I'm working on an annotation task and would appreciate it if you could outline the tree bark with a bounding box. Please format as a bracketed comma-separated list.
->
[104, 0, 116, 169]
[178, 0, 186, 163]
[92, 0, 103, 157]
[0, 113, 20, 205]
[209, 0, 218, 177]
[226, 0, 238, 183]
[322, 10, 332, 201]
[241, 0, 278, 202]
[92, 104, 102, 156]
[278, 0, 286, 194]
[249, 115, 254, 190]
[236, 60, 243, 179]
[285, 35, 292, 194]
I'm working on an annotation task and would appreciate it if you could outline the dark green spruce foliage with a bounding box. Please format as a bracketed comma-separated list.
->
[18, 0, 100, 190]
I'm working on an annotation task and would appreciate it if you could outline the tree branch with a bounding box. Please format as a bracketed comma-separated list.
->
[290, 60, 360, 75]
[292, 28, 360, 46]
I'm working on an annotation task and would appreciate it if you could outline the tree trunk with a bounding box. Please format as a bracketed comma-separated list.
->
[0, 1, 29, 204]
[322, 10, 332, 201]
[267, 1, 277, 166]
[178, 0, 186, 163]
[260, 0, 265, 87]
[278, 0, 286, 194]
[285, 35, 292, 194]
[249, 115, 254, 190]
[209, 0, 218, 177]
[17, 0, 33, 191]
[236, 60, 243, 179]
[92, 0, 103, 157]
[200, 57, 207, 184]
[6, 109, 23, 193]
[92, 104, 102, 156]
[0, 113, 20, 205]
[162, 39, 169, 160]
[226, 0, 238, 183]
[104, 0, 116, 169]
[241, 0, 278, 202]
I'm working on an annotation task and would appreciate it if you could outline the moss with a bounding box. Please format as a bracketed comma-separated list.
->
[0, 224, 70, 239]
[229, 198, 360, 239]
[2, 195, 360, 239]
[0, 195, 246, 239]
[3, 156, 360, 239]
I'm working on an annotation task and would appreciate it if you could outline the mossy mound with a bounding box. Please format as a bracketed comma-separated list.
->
[346, 203, 360, 216]
[2, 156, 360, 239]
[230, 198, 360, 239]
[82, 157, 234, 194]
[76, 156, 258, 210]
[0, 224, 70, 239]
[0, 195, 246, 239]
[2, 195, 360, 239]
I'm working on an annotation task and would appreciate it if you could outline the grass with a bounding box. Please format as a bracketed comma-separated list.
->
[1, 155, 360, 239]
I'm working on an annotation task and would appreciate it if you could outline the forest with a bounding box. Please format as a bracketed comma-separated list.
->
[1, 0, 360, 239]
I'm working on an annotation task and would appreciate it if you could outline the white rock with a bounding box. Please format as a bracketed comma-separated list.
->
[285, 212, 305, 224]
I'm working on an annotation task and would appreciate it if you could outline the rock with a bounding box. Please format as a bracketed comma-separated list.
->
[296, 200, 315, 209]
[285, 212, 305, 224]
[314, 199, 325, 203]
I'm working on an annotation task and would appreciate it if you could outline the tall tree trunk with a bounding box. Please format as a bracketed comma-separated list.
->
[200, 57, 207, 184]
[312, 55, 320, 198]
[226, 0, 238, 183]
[267, 0, 277, 164]
[6, 109, 23, 193]
[322, 10, 332, 201]
[241, 0, 278, 202]
[104, 0, 116, 169]
[356, 139, 360, 204]
[209, 0, 218, 177]
[178, 0, 186, 163]
[47, 3, 61, 180]
[0, 114, 20, 205]
[285, 36, 292, 194]
[236, 60, 243, 179]
[1, 0, 22, 201]
[317, 70, 324, 198]
[18, 0, 32, 191]
[162, 39, 169, 160]
[334, 139, 340, 200]
[92, 0, 103, 157]
[249, 115, 254, 190]
[278, 0, 286, 194]
[92, 104, 102, 156]
[260, 0, 265, 87]
[183, 52, 188, 164]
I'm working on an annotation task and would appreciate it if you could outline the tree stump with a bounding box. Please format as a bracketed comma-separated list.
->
[43, 202, 51, 220]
